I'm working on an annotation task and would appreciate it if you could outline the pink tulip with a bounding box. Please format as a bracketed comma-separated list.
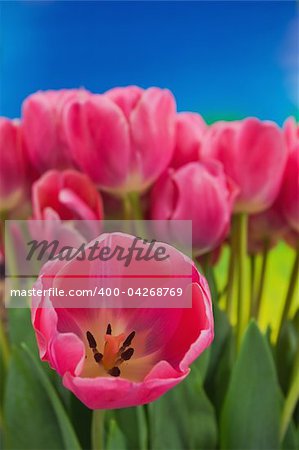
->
[0, 118, 27, 212]
[277, 118, 299, 232]
[31, 233, 213, 409]
[201, 118, 287, 214]
[32, 169, 104, 221]
[63, 86, 176, 194]
[247, 203, 288, 254]
[150, 161, 237, 255]
[283, 116, 299, 150]
[22, 89, 89, 173]
[171, 112, 207, 168]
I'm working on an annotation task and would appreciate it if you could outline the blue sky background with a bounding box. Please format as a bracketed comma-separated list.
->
[0, 1, 298, 124]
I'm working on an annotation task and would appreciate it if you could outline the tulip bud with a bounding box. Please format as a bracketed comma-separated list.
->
[32, 169, 104, 221]
[277, 118, 299, 233]
[0, 118, 27, 212]
[202, 118, 287, 214]
[247, 204, 288, 255]
[151, 161, 237, 255]
[63, 86, 176, 195]
[171, 112, 206, 168]
[22, 89, 89, 173]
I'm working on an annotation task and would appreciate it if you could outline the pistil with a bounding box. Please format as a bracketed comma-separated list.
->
[86, 324, 135, 377]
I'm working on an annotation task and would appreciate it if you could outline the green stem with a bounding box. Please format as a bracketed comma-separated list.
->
[92, 410, 105, 450]
[144, 404, 151, 450]
[255, 241, 269, 321]
[226, 216, 238, 321]
[122, 195, 132, 221]
[249, 253, 256, 316]
[128, 192, 143, 220]
[276, 248, 299, 343]
[280, 345, 299, 442]
[236, 213, 249, 347]
[200, 252, 211, 277]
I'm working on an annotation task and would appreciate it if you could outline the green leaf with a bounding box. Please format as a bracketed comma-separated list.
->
[7, 308, 37, 351]
[206, 301, 231, 380]
[207, 328, 236, 419]
[4, 344, 81, 450]
[150, 367, 217, 450]
[205, 301, 233, 417]
[106, 419, 127, 450]
[220, 321, 281, 450]
[192, 346, 211, 385]
[282, 418, 298, 450]
[8, 308, 72, 409]
[112, 406, 147, 450]
[276, 319, 298, 394]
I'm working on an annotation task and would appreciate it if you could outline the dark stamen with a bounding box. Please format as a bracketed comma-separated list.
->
[108, 366, 121, 377]
[94, 352, 103, 363]
[122, 331, 135, 348]
[86, 331, 97, 349]
[121, 348, 134, 361]
[106, 323, 112, 335]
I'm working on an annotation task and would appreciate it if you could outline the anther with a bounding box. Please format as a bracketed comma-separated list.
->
[106, 323, 112, 335]
[121, 348, 134, 361]
[86, 331, 97, 349]
[108, 366, 121, 377]
[122, 331, 135, 348]
[94, 352, 103, 363]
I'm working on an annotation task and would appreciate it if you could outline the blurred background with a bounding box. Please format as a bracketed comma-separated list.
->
[0, 1, 298, 124]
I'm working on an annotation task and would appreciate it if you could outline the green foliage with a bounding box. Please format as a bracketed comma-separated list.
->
[106, 419, 127, 450]
[149, 352, 217, 450]
[220, 321, 281, 450]
[3, 344, 81, 450]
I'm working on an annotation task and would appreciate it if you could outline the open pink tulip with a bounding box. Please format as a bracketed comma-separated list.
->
[171, 112, 207, 168]
[22, 89, 89, 173]
[0, 118, 27, 212]
[31, 233, 213, 409]
[201, 118, 287, 214]
[63, 86, 176, 195]
[150, 161, 237, 255]
[32, 169, 104, 221]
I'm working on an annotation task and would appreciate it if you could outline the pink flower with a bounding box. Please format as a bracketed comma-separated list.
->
[276, 118, 299, 232]
[150, 161, 237, 255]
[31, 233, 213, 409]
[0, 118, 28, 212]
[247, 203, 288, 254]
[32, 169, 104, 221]
[63, 86, 176, 195]
[201, 118, 287, 214]
[171, 112, 207, 168]
[22, 89, 89, 173]
[283, 116, 299, 150]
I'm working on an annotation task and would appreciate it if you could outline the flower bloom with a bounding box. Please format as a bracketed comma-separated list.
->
[150, 161, 237, 255]
[31, 233, 213, 409]
[63, 86, 176, 195]
[201, 118, 287, 214]
[0, 118, 27, 213]
[171, 112, 207, 168]
[276, 118, 299, 233]
[22, 89, 89, 173]
[32, 169, 104, 220]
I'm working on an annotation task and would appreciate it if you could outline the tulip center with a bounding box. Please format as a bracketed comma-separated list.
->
[86, 324, 135, 377]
